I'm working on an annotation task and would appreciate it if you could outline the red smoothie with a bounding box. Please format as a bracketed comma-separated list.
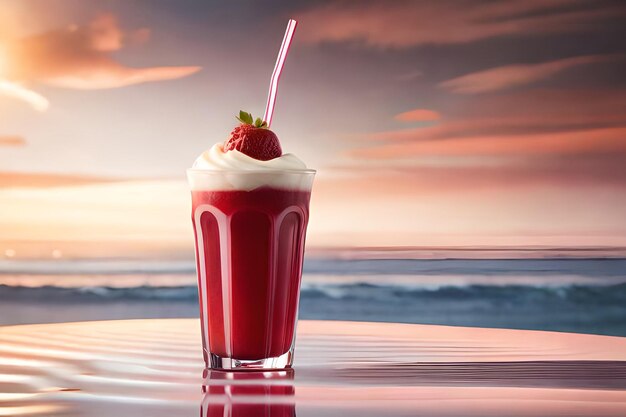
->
[192, 187, 311, 362]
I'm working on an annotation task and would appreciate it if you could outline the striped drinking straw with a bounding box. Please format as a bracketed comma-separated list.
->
[263, 19, 298, 127]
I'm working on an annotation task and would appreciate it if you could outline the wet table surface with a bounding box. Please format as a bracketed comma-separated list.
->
[1, 319, 625, 416]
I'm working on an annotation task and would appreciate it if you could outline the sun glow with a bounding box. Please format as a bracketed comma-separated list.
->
[0, 41, 50, 111]
[0, 80, 49, 111]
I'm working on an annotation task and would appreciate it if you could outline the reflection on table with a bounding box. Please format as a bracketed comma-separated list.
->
[201, 370, 295, 417]
[0, 319, 625, 416]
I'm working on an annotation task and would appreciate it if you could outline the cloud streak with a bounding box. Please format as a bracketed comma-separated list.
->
[297, 0, 626, 48]
[346, 88, 626, 191]
[367, 89, 626, 143]
[45, 65, 201, 90]
[353, 127, 626, 159]
[0, 136, 26, 146]
[0, 13, 200, 109]
[0, 80, 49, 111]
[394, 108, 441, 122]
[440, 55, 620, 94]
[0, 171, 124, 188]
[332, 155, 626, 192]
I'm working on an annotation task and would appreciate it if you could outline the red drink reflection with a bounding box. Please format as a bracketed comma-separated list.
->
[190, 175, 313, 369]
[201, 370, 295, 417]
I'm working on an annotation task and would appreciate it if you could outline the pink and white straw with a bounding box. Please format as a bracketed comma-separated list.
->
[263, 19, 298, 127]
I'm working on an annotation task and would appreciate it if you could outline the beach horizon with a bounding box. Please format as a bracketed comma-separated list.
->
[2, 250, 625, 337]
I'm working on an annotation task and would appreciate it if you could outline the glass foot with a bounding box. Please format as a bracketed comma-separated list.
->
[208, 349, 294, 370]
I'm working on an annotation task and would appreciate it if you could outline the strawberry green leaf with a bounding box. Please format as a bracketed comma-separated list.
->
[236, 110, 254, 125]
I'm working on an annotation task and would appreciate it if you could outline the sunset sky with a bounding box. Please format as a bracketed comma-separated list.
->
[1, 0, 626, 259]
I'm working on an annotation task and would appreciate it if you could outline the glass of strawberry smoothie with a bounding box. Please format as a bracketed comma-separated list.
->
[188, 112, 314, 370]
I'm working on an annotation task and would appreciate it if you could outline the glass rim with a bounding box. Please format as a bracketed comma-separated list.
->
[187, 168, 316, 175]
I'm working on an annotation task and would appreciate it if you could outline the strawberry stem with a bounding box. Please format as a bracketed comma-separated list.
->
[236, 111, 268, 128]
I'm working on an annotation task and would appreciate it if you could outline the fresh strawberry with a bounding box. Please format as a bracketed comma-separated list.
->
[223, 111, 282, 161]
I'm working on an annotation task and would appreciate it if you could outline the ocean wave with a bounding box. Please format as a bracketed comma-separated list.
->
[0, 285, 198, 301]
[303, 258, 626, 276]
[2, 282, 626, 305]
[1, 258, 626, 276]
[302, 282, 626, 305]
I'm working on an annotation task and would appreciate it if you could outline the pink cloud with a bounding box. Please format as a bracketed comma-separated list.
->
[440, 55, 621, 94]
[363, 89, 626, 143]
[0, 136, 25, 146]
[371, 112, 626, 144]
[45, 66, 201, 90]
[87, 13, 124, 51]
[0, 171, 122, 188]
[4, 13, 200, 91]
[447, 88, 626, 121]
[329, 156, 626, 193]
[344, 88, 626, 191]
[394, 109, 441, 122]
[353, 127, 626, 159]
[296, 1, 625, 47]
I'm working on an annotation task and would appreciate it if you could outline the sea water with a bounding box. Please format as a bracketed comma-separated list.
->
[0, 257, 625, 336]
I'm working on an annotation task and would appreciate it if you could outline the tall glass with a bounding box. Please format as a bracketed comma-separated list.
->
[187, 169, 315, 370]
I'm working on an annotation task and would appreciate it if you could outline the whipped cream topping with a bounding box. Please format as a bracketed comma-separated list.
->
[193, 143, 307, 171]
[188, 144, 313, 191]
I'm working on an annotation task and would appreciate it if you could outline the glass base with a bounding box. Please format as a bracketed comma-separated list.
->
[208, 348, 294, 370]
